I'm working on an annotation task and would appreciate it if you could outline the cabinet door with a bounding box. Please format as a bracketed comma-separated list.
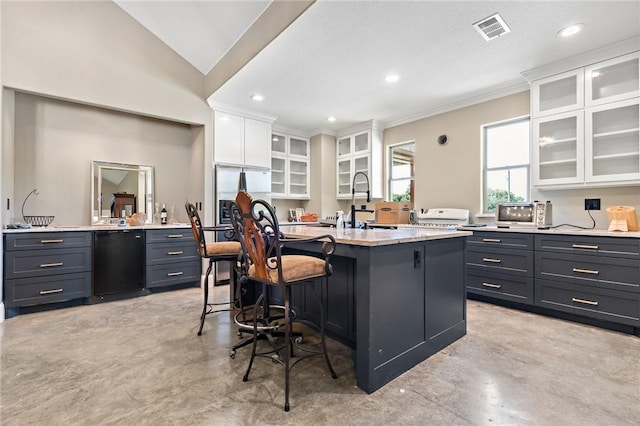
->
[244, 118, 271, 168]
[337, 158, 352, 198]
[585, 98, 640, 182]
[271, 156, 287, 197]
[532, 111, 584, 186]
[288, 158, 309, 198]
[532, 69, 584, 117]
[337, 136, 352, 157]
[289, 137, 309, 158]
[352, 131, 370, 155]
[271, 133, 286, 156]
[585, 52, 639, 108]
[214, 111, 244, 165]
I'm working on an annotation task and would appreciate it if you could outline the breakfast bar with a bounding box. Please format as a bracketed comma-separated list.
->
[280, 225, 472, 393]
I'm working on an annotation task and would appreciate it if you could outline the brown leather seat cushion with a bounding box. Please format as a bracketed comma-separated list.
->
[249, 255, 327, 283]
[205, 241, 241, 256]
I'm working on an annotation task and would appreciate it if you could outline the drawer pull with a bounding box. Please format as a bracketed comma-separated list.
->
[482, 238, 501, 243]
[39, 288, 63, 295]
[572, 268, 599, 275]
[167, 234, 184, 239]
[40, 239, 64, 244]
[167, 251, 184, 255]
[40, 262, 64, 268]
[482, 282, 502, 289]
[167, 272, 184, 277]
[482, 257, 502, 263]
[572, 244, 598, 250]
[572, 297, 598, 306]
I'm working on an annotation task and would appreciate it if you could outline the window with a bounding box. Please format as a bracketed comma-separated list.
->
[389, 142, 415, 202]
[482, 117, 530, 212]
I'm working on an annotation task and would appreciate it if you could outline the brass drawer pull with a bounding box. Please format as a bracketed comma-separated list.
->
[572, 268, 599, 275]
[167, 234, 184, 238]
[167, 272, 184, 277]
[39, 288, 63, 295]
[482, 257, 502, 263]
[482, 282, 502, 289]
[482, 238, 501, 243]
[572, 297, 598, 306]
[40, 262, 63, 268]
[40, 239, 64, 244]
[572, 244, 598, 249]
[167, 251, 184, 255]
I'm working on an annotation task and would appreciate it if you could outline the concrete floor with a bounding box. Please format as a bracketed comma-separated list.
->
[0, 286, 638, 426]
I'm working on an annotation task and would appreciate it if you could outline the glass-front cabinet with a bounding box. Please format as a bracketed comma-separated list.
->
[532, 111, 584, 185]
[271, 132, 310, 199]
[531, 51, 640, 188]
[585, 98, 640, 182]
[335, 122, 383, 200]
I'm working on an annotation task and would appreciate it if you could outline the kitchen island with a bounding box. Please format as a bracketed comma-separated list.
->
[280, 225, 471, 393]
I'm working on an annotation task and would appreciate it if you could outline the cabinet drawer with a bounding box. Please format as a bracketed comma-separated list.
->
[4, 272, 91, 307]
[146, 229, 194, 244]
[4, 247, 92, 279]
[466, 270, 534, 304]
[466, 246, 533, 277]
[467, 232, 533, 250]
[4, 232, 92, 251]
[535, 252, 640, 292]
[535, 234, 640, 259]
[146, 242, 198, 264]
[146, 260, 201, 288]
[535, 278, 640, 326]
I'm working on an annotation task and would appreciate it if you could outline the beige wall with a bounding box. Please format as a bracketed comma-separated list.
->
[384, 90, 640, 229]
[12, 93, 201, 226]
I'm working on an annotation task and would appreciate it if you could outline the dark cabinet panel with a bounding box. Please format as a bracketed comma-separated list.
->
[145, 229, 199, 289]
[5, 232, 92, 251]
[466, 245, 534, 276]
[467, 232, 533, 250]
[535, 234, 640, 259]
[5, 272, 91, 308]
[466, 269, 534, 304]
[5, 247, 91, 279]
[146, 260, 201, 288]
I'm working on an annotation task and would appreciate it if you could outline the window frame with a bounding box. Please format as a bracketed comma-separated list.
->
[388, 140, 415, 202]
[481, 116, 531, 214]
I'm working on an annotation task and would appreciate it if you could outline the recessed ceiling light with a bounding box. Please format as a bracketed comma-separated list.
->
[385, 74, 399, 83]
[558, 23, 584, 38]
[327, 116, 336, 122]
[251, 94, 264, 101]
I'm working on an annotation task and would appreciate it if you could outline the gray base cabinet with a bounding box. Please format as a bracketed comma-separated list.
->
[465, 230, 640, 330]
[145, 229, 200, 289]
[3, 232, 92, 309]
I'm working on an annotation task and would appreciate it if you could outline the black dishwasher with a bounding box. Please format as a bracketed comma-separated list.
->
[92, 229, 145, 299]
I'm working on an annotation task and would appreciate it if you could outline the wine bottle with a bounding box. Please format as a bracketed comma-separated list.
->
[160, 204, 167, 225]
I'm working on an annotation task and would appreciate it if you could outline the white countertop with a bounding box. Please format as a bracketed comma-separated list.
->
[3, 224, 192, 233]
[459, 225, 640, 239]
[283, 225, 471, 247]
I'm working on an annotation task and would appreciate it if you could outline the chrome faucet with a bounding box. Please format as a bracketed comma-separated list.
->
[350, 171, 373, 228]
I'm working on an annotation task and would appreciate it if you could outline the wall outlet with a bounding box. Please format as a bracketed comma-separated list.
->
[584, 198, 601, 210]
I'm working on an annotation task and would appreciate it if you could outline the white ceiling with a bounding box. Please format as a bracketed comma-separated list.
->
[115, 1, 640, 134]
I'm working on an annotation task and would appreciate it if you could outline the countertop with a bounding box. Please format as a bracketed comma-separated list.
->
[282, 225, 471, 247]
[3, 224, 192, 233]
[458, 225, 640, 239]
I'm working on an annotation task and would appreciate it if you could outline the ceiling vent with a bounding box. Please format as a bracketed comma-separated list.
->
[473, 13, 511, 41]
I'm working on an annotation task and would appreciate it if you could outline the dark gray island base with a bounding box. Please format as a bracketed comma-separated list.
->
[281, 226, 470, 393]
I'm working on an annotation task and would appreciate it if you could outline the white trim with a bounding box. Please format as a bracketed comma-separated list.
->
[272, 124, 312, 139]
[521, 36, 640, 82]
[383, 82, 529, 129]
[207, 101, 278, 123]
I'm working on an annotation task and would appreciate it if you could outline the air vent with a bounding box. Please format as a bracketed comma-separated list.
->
[473, 13, 511, 41]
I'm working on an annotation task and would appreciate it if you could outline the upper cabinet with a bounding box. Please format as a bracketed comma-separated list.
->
[271, 131, 310, 199]
[336, 120, 383, 200]
[212, 104, 277, 169]
[530, 51, 640, 188]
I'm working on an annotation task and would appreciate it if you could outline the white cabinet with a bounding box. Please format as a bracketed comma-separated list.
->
[213, 110, 272, 168]
[336, 121, 383, 200]
[271, 132, 310, 199]
[531, 52, 640, 188]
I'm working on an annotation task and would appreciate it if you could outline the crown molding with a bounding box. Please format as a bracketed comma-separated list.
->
[207, 100, 278, 123]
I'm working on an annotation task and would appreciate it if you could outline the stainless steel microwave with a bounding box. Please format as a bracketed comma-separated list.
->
[495, 201, 552, 228]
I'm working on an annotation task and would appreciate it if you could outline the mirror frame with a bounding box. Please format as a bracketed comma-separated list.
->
[91, 160, 154, 224]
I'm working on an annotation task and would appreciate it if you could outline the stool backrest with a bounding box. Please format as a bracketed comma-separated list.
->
[185, 201, 207, 258]
[230, 191, 283, 284]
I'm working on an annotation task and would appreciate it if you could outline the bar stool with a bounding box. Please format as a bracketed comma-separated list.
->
[229, 191, 337, 411]
[185, 202, 241, 336]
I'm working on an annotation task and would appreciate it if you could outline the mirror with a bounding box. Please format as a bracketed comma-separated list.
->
[91, 161, 154, 224]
